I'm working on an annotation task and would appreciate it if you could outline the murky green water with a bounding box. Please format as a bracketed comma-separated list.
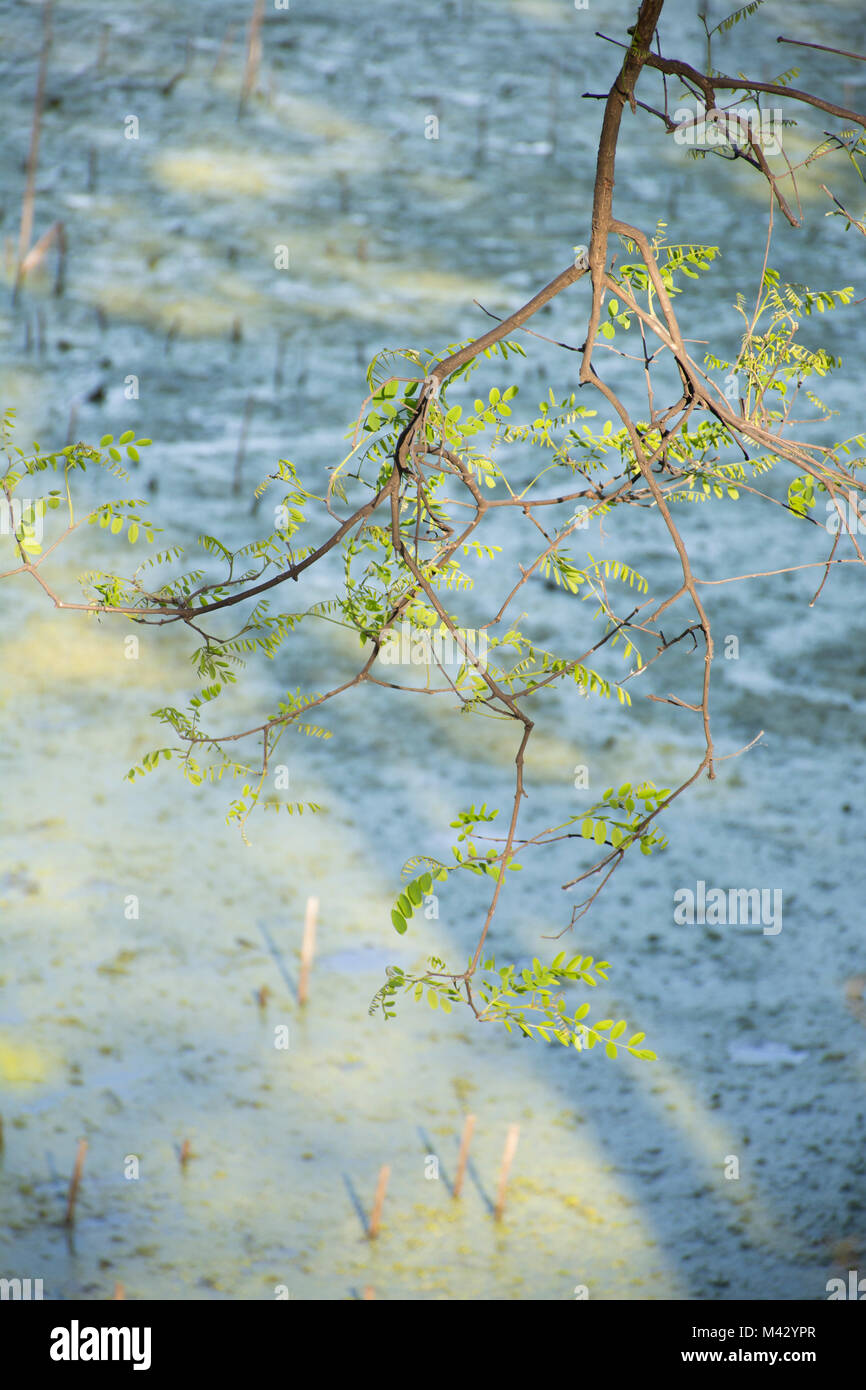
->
[1, 0, 865, 1299]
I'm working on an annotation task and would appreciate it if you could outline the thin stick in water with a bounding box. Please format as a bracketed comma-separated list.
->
[18, 219, 65, 297]
[298, 895, 318, 1006]
[453, 1113, 476, 1199]
[273, 329, 287, 391]
[368, 1164, 390, 1239]
[232, 394, 255, 496]
[239, 0, 265, 116]
[15, 0, 53, 300]
[64, 1138, 87, 1225]
[494, 1124, 519, 1222]
[212, 24, 236, 77]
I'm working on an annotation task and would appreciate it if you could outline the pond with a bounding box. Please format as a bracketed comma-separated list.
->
[1, 0, 865, 1300]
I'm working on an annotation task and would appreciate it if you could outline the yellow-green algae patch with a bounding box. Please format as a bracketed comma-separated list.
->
[0, 1035, 57, 1085]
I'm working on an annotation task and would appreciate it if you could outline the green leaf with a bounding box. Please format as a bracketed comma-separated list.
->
[390, 909, 407, 934]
